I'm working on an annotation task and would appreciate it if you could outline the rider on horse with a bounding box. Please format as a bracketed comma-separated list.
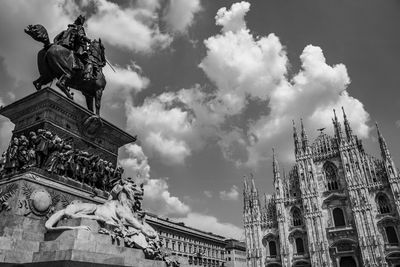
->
[54, 15, 93, 81]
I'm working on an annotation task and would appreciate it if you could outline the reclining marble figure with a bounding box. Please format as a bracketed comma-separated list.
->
[45, 176, 160, 253]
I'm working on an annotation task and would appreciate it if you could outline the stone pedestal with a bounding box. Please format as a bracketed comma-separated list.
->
[0, 170, 106, 265]
[0, 88, 177, 267]
[0, 87, 136, 165]
[32, 218, 168, 267]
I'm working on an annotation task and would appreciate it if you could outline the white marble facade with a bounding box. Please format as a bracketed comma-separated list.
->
[244, 109, 400, 267]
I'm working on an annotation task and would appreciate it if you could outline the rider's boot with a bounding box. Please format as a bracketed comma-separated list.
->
[72, 54, 80, 70]
[56, 75, 73, 100]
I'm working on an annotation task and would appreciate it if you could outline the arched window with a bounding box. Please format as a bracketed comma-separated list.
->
[324, 162, 339, 191]
[295, 238, 305, 254]
[333, 208, 346, 227]
[292, 208, 302, 226]
[377, 194, 391, 214]
[269, 241, 277, 256]
[386, 226, 399, 245]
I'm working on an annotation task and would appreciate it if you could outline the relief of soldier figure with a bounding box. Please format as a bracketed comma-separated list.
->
[24, 15, 107, 115]
[0, 129, 123, 193]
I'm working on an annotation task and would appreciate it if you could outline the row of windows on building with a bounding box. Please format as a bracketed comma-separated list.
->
[267, 237, 305, 258]
[188, 257, 223, 267]
[226, 257, 246, 262]
[226, 250, 246, 256]
[317, 161, 385, 192]
[162, 237, 224, 259]
[290, 194, 393, 228]
[267, 225, 400, 259]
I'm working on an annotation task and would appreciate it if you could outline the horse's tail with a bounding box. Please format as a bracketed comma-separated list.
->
[24, 24, 51, 48]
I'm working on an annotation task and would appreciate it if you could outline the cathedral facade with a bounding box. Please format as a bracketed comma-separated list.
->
[243, 109, 400, 267]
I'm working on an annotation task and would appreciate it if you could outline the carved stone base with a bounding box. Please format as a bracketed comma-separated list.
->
[0, 171, 104, 265]
[0, 172, 188, 266]
[0, 215, 43, 264]
[33, 218, 173, 267]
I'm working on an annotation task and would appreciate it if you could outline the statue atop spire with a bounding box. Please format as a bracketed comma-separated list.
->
[376, 122, 391, 160]
[272, 148, 280, 178]
[342, 107, 353, 141]
[293, 120, 301, 155]
[333, 109, 344, 142]
[300, 118, 309, 152]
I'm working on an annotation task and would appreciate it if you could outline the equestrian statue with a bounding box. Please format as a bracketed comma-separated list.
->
[24, 15, 106, 115]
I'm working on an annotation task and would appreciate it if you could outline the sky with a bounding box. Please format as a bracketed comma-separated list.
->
[0, 0, 400, 240]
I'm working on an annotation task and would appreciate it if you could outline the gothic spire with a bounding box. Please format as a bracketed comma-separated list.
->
[376, 122, 391, 160]
[272, 148, 280, 179]
[300, 118, 309, 152]
[342, 107, 353, 141]
[243, 177, 249, 193]
[293, 120, 301, 155]
[251, 175, 257, 193]
[333, 109, 344, 142]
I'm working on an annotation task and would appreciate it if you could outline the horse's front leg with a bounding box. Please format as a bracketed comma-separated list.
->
[56, 74, 73, 100]
[95, 89, 103, 115]
[85, 95, 94, 113]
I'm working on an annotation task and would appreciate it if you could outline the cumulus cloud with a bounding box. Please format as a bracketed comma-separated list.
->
[198, 1, 371, 166]
[144, 178, 191, 217]
[0, 102, 13, 153]
[119, 143, 150, 180]
[246, 45, 370, 165]
[122, 1, 370, 167]
[219, 185, 239, 201]
[118, 143, 190, 217]
[203, 190, 213, 198]
[178, 212, 243, 239]
[86, 0, 172, 53]
[163, 0, 202, 34]
[102, 63, 150, 109]
[215, 1, 250, 33]
[125, 86, 220, 165]
[199, 16, 287, 116]
[0, 0, 74, 82]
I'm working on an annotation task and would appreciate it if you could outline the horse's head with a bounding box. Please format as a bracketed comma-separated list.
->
[24, 24, 50, 46]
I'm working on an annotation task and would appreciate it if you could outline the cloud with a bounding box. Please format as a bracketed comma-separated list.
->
[118, 143, 190, 217]
[178, 212, 243, 240]
[246, 45, 370, 165]
[198, 1, 371, 166]
[102, 63, 150, 109]
[219, 185, 239, 201]
[215, 1, 250, 33]
[199, 6, 287, 116]
[125, 86, 220, 165]
[163, 0, 202, 34]
[123, 1, 370, 168]
[0, 0, 75, 82]
[203, 190, 212, 198]
[86, 0, 172, 53]
[144, 178, 191, 217]
[0, 119, 14, 154]
[119, 143, 150, 180]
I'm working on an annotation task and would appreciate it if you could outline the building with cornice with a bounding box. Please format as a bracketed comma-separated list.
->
[146, 212, 228, 266]
[243, 108, 400, 267]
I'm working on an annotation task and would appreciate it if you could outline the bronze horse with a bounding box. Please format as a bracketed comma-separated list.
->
[24, 24, 106, 115]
